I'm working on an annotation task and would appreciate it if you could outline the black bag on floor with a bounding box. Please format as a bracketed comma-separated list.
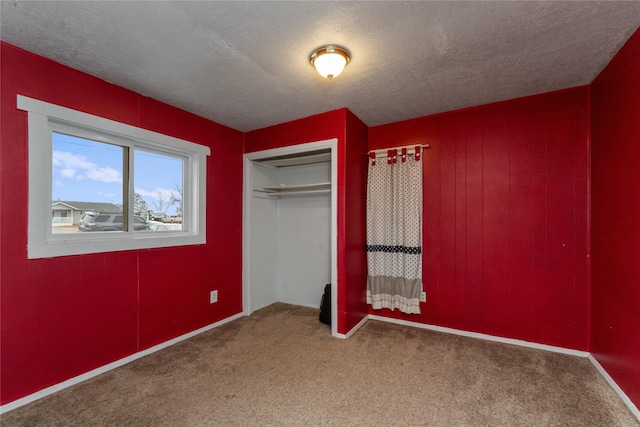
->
[319, 283, 331, 325]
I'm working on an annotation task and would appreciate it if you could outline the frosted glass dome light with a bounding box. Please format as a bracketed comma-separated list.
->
[309, 45, 351, 80]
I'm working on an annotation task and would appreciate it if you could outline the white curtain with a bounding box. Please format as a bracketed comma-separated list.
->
[366, 149, 422, 314]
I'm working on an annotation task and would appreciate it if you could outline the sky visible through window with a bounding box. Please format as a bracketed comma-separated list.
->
[52, 132, 183, 216]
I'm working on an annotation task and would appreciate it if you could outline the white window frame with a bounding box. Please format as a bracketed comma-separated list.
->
[18, 95, 210, 259]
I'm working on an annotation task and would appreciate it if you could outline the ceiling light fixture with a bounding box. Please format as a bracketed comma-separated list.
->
[309, 45, 351, 80]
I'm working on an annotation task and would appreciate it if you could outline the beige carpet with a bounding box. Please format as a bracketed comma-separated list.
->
[2, 303, 638, 426]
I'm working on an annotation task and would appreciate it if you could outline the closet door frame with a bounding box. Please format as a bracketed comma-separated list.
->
[242, 138, 339, 337]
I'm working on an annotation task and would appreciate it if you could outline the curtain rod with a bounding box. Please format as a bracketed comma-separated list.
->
[367, 144, 431, 158]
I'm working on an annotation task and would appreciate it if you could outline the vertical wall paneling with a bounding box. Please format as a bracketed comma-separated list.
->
[0, 42, 244, 404]
[481, 104, 511, 334]
[463, 110, 484, 330]
[342, 110, 369, 333]
[506, 102, 534, 338]
[368, 87, 590, 350]
[591, 27, 640, 409]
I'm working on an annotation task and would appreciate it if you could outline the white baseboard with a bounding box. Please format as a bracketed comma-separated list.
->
[4, 310, 639, 424]
[368, 315, 589, 357]
[588, 354, 640, 422]
[368, 314, 639, 423]
[335, 314, 369, 339]
[0, 312, 245, 414]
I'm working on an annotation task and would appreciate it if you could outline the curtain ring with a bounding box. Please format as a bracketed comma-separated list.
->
[388, 149, 397, 164]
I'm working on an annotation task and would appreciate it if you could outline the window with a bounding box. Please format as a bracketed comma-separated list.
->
[134, 148, 185, 231]
[18, 95, 210, 259]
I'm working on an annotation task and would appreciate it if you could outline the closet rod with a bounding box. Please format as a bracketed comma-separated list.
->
[367, 144, 431, 158]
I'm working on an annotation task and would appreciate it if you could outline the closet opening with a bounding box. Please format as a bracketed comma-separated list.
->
[242, 139, 338, 337]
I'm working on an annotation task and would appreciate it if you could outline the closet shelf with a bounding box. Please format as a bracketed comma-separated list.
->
[259, 182, 331, 198]
[267, 189, 330, 198]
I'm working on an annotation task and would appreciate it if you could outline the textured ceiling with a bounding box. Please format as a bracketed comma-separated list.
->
[2, 1, 640, 132]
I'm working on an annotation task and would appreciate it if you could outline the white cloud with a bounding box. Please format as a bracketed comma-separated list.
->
[86, 166, 121, 183]
[53, 151, 122, 184]
[60, 168, 76, 179]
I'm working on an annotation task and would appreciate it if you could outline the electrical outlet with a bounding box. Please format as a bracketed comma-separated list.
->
[420, 291, 426, 302]
[210, 290, 218, 304]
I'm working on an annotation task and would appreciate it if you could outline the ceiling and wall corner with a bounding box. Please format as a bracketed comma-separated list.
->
[1, 1, 639, 132]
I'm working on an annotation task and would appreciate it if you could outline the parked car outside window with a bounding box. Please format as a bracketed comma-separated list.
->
[79, 212, 149, 232]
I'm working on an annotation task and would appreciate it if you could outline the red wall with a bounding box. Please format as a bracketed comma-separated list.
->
[244, 109, 368, 335]
[244, 109, 344, 153]
[342, 110, 369, 332]
[369, 87, 591, 350]
[591, 28, 640, 408]
[0, 43, 244, 404]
